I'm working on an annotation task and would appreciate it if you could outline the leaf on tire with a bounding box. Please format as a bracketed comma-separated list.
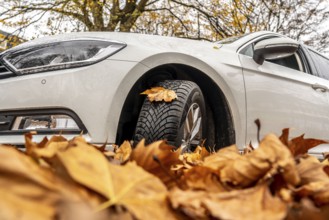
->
[141, 86, 177, 102]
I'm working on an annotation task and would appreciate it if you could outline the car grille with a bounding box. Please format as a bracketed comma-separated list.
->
[0, 61, 15, 79]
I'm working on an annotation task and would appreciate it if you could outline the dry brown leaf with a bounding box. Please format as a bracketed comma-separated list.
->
[279, 128, 327, 157]
[0, 146, 61, 220]
[141, 86, 177, 102]
[169, 188, 209, 219]
[179, 146, 207, 165]
[203, 184, 287, 220]
[216, 134, 300, 187]
[130, 140, 181, 188]
[295, 155, 329, 205]
[203, 145, 241, 170]
[181, 166, 227, 192]
[286, 199, 329, 220]
[114, 141, 132, 163]
[98, 162, 177, 220]
[169, 184, 287, 220]
[55, 138, 114, 199]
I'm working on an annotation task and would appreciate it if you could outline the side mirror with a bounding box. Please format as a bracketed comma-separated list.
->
[253, 38, 299, 65]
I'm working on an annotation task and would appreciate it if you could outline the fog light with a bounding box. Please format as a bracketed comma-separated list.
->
[12, 115, 79, 131]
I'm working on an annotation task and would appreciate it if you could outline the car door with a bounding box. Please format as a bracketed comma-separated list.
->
[238, 36, 329, 145]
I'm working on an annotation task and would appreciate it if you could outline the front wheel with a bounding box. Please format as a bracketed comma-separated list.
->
[133, 80, 206, 152]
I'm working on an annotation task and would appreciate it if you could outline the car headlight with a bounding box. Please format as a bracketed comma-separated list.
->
[1, 39, 126, 75]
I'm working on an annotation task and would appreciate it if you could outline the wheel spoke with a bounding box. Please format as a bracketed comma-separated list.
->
[182, 103, 202, 151]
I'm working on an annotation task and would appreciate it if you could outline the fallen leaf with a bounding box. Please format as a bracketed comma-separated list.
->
[203, 145, 241, 170]
[98, 162, 177, 220]
[0, 146, 60, 220]
[203, 184, 287, 220]
[141, 87, 177, 102]
[169, 188, 209, 219]
[181, 166, 227, 192]
[286, 198, 329, 220]
[130, 140, 181, 188]
[55, 138, 114, 199]
[295, 155, 329, 205]
[169, 184, 287, 220]
[279, 128, 327, 157]
[179, 146, 206, 165]
[114, 141, 132, 163]
[217, 134, 300, 187]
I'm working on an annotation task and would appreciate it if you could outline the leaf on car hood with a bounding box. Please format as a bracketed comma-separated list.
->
[141, 86, 177, 102]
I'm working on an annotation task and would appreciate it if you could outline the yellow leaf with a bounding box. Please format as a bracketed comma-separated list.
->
[0, 146, 60, 220]
[98, 162, 176, 220]
[141, 87, 177, 102]
[114, 141, 132, 163]
[56, 139, 114, 198]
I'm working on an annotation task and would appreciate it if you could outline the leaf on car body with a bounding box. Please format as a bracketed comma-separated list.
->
[141, 86, 177, 102]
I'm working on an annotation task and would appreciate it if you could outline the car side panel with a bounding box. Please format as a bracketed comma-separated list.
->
[239, 54, 329, 145]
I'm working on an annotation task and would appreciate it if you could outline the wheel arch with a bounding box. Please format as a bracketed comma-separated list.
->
[115, 54, 238, 149]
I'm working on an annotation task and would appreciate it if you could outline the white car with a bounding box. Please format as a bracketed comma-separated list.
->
[0, 31, 328, 155]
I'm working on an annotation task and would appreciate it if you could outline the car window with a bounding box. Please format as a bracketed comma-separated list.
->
[240, 39, 304, 72]
[307, 49, 329, 80]
[267, 53, 303, 72]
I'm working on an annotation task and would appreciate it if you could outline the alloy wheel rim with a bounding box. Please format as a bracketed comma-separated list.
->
[181, 103, 202, 152]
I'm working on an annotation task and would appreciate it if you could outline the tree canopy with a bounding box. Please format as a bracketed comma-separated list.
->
[0, 0, 328, 51]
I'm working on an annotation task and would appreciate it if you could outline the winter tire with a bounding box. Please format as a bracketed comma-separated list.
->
[134, 80, 206, 152]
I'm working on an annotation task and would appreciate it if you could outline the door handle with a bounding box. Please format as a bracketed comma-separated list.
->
[312, 84, 328, 93]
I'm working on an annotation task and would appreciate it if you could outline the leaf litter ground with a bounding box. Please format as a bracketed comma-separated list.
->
[1, 128, 329, 220]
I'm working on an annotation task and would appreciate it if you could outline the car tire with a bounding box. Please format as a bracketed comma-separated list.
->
[134, 80, 206, 152]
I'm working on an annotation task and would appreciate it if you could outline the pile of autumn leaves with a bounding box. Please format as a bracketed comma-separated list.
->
[1, 130, 329, 220]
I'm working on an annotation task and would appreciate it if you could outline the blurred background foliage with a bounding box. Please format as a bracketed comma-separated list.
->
[0, 0, 328, 52]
